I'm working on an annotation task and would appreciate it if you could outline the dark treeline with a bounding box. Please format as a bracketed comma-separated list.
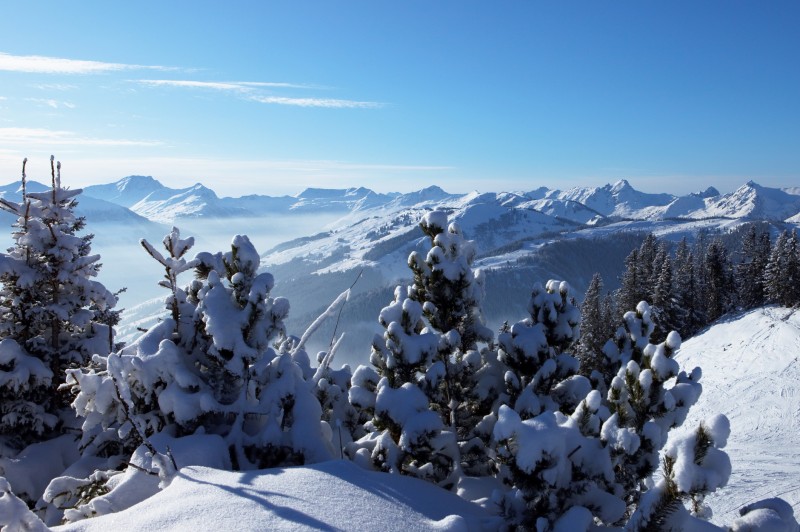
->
[577, 223, 800, 372]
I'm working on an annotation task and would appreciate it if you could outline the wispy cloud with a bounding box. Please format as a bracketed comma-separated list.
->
[0, 52, 177, 74]
[26, 98, 76, 109]
[0, 127, 161, 147]
[135, 79, 383, 109]
[248, 95, 383, 109]
[32, 83, 79, 91]
[135, 79, 315, 91]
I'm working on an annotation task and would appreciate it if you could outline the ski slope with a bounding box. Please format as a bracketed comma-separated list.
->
[676, 306, 800, 525]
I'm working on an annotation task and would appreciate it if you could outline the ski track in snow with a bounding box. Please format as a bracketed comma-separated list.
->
[675, 306, 800, 525]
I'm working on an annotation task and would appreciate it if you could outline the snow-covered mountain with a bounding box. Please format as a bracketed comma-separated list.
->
[5, 174, 800, 363]
[68, 175, 800, 226]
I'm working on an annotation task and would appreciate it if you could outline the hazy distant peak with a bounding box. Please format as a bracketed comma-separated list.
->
[694, 186, 720, 198]
[117, 175, 161, 190]
[419, 185, 448, 194]
[344, 186, 375, 197]
[295, 187, 350, 199]
[525, 186, 551, 200]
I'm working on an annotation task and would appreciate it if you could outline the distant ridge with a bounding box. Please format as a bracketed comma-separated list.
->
[6, 175, 800, 225]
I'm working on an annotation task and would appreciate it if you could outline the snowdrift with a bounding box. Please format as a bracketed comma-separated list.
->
[53, 460, 494, 532]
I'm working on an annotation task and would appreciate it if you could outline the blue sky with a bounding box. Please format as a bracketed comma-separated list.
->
[0, 1, 798, 197]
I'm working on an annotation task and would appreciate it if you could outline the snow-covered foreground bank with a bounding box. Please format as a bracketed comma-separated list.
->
[677, 306, 800, 524]
[52, 460, 494, 532]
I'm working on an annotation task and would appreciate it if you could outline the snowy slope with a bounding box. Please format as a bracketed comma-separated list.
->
[675, 306, 800, 524]
[53, 461, 494, 532]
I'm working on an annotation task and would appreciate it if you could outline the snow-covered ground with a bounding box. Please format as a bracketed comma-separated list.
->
[52, 460, 495, 532]
[676, 306, 800, 525]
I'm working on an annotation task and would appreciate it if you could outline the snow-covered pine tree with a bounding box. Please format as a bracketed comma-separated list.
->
[492, 294, 724, 529]
[576, 273, 606, 377]
[492, 280, 597, 525]
[347, 285, 458, 486]
[68, 229, 331, 471]
[628, 415, 732, 530]
[0, 157, 118, 456]
[650, 243, 678, 344]
[601, 301, 703, 515]
[348, 210, 503, 484]
[408, 211, 501, 477]
[497, 280, 586, 419]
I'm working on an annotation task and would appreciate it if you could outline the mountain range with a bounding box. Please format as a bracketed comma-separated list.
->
[2, 175, 800, 366]
[4, 174, 800, 226]
[36, 175, 800, 224]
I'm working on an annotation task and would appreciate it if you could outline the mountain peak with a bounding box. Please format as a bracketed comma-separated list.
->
[610, 179, 632, 194]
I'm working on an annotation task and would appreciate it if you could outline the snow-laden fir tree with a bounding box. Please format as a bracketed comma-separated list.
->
[492, 297, 719, 529]
[497, 280, 586, 420]
[576, 273, 607, 377]
[601, 302, 705, 515]
[0, 157, 118, 457]
[347, 285, 458, 486]
[628, 415, 732, 530]
[650, 243, 679, 344]
[348, 210, 502, 485]
[67, 228, 331, 471]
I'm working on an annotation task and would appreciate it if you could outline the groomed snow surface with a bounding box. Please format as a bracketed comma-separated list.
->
[676, 306, 800, 525]
[53, 460, 494, 532]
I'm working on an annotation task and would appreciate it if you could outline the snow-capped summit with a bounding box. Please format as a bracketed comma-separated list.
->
[701, 181, 800, 220]
[555, 180, 675, 219]
[83, 175, 167, 208]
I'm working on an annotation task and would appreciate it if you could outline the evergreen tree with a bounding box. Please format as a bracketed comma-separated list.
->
[349, 210, 502, 484]
[576, 273, 605, 376]
[650, 244, 678, 343]
[638, 233, 659, 294]
[616, 248, 641, 315]
[0, 157, 118, 456]
[602, 302, 703, 511]
[492, 300, 715, 529]
[782, 230, 800, 306]
[703, 238, 733, 323]
[347, 285, 458, 486]
[68, 229, 331, 469]
[764, 230, 789, 305]
[736, 225, 769, 309]
[497, 280, 586, 420]
[409, 211, 502, 476]
[672, 238, 699, 338]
